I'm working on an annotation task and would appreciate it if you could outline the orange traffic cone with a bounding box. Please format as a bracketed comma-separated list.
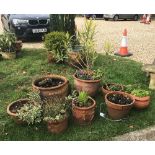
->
[114, 29, 132, 57]
[140, 14, 146, 23]
[145, 14, 151, 24]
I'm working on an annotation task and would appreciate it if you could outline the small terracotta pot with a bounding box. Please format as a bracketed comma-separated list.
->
[7, 99, 33, 124]
[1, 52, 16, 60]
[47, 117, 68, 134]
[102, 83, 124, 96]
[105, 91, 134, 120]
[132, 95, 150, 109]
[72, 97, 96, 125]
[47, 51, 56, 63]
[32, 74, 69, 99]
[73, 73, 101, 97]
[15, 40, 22, 52]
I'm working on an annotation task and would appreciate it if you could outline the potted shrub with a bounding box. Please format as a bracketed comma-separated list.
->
[7, 92, 42, 124]
[43, 97, 68, 134]
[105, 91, 135, 120]
[102, 83, 124, 95]
[72, 20, 103, 96]
[0, 32, 16, 59]
[44, 31, 69, 63]
[131, 89, 150, 109]
[32, 74, 69, 99]
[70, 91, 96, 125]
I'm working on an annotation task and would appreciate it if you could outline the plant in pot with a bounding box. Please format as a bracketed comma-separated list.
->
[130, 89, 151, 109]
[102, 83, 124, 96]
[43, 97, 69, 134]
[32, 74, 69, 99]
[73, 20, 103, 96]
[7, 92, 42, 124]
[44, 31, 69, 64]
[105, 91, 135, 120]
[68, 91, 96, 125]
[0, 32, 16, 60]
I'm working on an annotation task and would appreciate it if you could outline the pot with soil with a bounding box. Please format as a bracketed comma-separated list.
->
[131, 89, 150, 109]
[73, 69, 103, 97]
[71, 91, 96, 125]
[32, 74, 69, 99]
[105, 91, 134, 120]
[7, 99, 34, 124]
[102, 83, 124, 96]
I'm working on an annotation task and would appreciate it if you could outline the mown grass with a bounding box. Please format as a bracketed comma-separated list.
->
[0, 48, 155, 141]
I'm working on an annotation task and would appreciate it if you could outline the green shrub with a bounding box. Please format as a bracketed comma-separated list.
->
[131, 89, 150, 97]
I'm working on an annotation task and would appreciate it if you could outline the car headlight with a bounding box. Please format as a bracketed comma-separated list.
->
[12, 19, 29, 26]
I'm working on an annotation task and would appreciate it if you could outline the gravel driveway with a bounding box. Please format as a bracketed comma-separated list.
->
[1, 17, 155, 64]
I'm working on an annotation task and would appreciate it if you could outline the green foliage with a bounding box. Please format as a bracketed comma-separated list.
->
[0, 32, 16, 52]
[103, 40, 114, 55]
[108, 84, 122, 91]
[17, 103, 42, 125]
[131, 89, 150, 97]
[77, 91, 89, 107]
[43, 97, 68, 122]
[92, 69, 103, 80]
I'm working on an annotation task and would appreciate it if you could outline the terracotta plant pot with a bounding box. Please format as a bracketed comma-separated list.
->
[1, 52, 16, 60]
[7, 99, 33, 124]
[67, 52, 81, 67]
[132, 95, 150, 109]
[102, 83, 124, 95]
[32, 74, 69, 99]
[73, 73, 101, 97]
[15, 40, 23, 57]
[46, 117, 68, 134]
[105, 91, 134, 120]
[72, 97, 96, 125]
[47, 51, 55, 63]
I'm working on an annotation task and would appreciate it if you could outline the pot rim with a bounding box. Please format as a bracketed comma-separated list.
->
[46, 115, 68, 124]
[72, 97, 96, 110]
[102, 83, 124, 91]
[131, 95, 150, 101]
[73, 73, 101, 83]
[32, 74, 68, 91]
[7, 98, 31, 117]
[105, 91, 135, 108]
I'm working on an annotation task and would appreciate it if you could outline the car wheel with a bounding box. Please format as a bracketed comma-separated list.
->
[113, 15, 119, 21]
[133, 15, 138, 21]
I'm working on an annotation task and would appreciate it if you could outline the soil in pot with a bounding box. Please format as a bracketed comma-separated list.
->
[72, 97, 96, 125]
[105, 92, 134, 120]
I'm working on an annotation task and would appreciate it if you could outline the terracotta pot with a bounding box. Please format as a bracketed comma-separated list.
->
[47, 116, 68, 134]
[1, 52, 16, 60]
[7, 99, 33, 124]
[105, 91, 134, 120]
[32, 74, 69, 99]
[102, 83, 124, 96]
[73, 73, 101, 97]
[72, 97, 96, 125]
[132, 95, 150, 109]
[15, 40, 22, 52]
[47, 51, 56, 63]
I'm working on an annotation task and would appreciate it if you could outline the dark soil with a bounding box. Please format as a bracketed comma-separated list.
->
[10, 101, 25, 113]
[107, 93, 133, 105]
[36, 77, 64, 88]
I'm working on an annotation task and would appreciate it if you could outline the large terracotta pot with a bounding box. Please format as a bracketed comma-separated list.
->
[1, 52, 16, 60]
[46, 116, 68, 134]
[73, 73, 101, 97]
[132, 95, 150, 109]
[102, 83, 124, 95]
[7, 99, 33, 124]
[72, 97, 96, 125]
[32, 74, 69, 99]
[105, 91, 134, 120]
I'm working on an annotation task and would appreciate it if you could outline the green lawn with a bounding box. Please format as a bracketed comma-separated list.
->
[0, 48, 155, 141]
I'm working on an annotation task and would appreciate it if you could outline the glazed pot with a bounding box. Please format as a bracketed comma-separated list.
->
[73, 73, 101, 97]
[132, 95, 150, 109]
[102, 83, 124, 95]
[1, 52, 16, 60]
[7, 99, 33, 124]
[105, 91, 134, 120]
[72, 97, 96, 125]
[32, 74, 69, 99]
[46, 116, 68, 134]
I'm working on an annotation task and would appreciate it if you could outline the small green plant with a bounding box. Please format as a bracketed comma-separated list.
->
[77, 91, 89, 107]
[92, 69, 103, 80]
[108, 84, 122, 91]
[131, 89, 150, 97]
[0, 32, 16, 53]
[103, 40, 114, 55]
[43, 97, 68, 122]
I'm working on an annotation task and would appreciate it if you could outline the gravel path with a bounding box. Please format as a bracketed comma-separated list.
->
[1, 17, 155, 64]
